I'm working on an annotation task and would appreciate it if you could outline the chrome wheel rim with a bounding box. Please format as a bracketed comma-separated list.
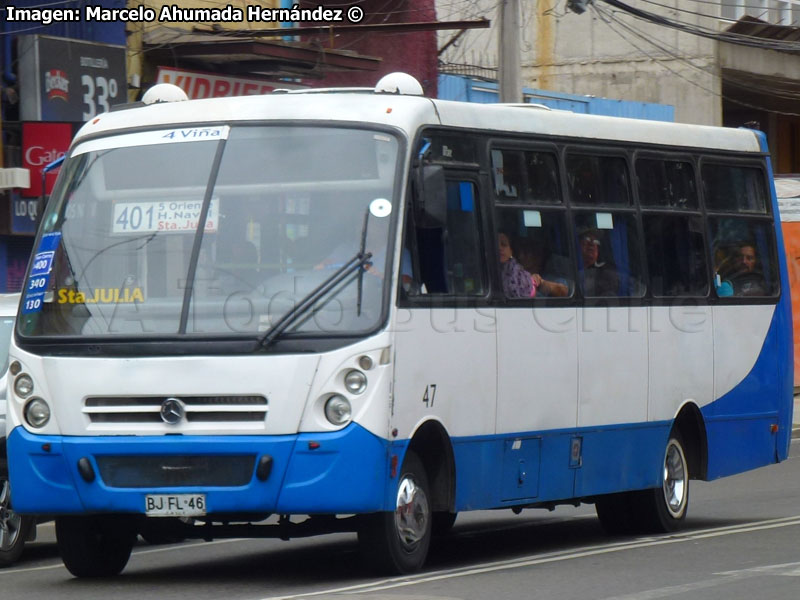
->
[394, 474, 429, 552]
[663, 440, 687, 518]
[0, 478, 23, 553]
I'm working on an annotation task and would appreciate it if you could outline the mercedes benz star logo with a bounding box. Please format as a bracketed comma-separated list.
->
[160, 397, 186, 425]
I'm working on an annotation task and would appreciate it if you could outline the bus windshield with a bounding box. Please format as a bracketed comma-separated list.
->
[19, 125, 401, 340]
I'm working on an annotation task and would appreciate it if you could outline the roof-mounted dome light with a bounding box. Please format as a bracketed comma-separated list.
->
[374, 72, 423, 96]
[142, 83, 189, 105]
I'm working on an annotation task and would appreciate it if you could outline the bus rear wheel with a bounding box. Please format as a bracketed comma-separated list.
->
[634, 434, 690, 532]
[596, 434, 689, 534]
[358, 450, 432, 574]
[56, 515, 137, 577]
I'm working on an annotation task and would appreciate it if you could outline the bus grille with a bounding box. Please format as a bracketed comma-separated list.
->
[84, 395, 268, 424]
[96, 455, 255, 487]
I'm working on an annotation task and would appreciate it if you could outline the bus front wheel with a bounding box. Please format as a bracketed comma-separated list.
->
[358, 450, 432, 574]
[0, 466, 35, 567]
[56, 515, 137, 577]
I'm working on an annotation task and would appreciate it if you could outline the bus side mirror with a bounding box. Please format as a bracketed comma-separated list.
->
[38, 155, 65, 225]
[415, 164, 446, 227]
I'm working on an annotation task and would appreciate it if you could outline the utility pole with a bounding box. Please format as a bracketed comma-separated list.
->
[499, 0, 522, 103]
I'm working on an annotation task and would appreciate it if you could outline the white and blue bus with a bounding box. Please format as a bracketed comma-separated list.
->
[6, 74, 792, 577]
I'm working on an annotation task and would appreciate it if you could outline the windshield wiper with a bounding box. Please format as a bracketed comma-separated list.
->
[259, 251, 373, 348]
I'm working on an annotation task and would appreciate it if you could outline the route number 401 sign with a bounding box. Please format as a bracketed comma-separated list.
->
[112, 199, 219, 234]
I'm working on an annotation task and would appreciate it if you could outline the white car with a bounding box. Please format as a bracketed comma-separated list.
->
[0, 293, 36, 567]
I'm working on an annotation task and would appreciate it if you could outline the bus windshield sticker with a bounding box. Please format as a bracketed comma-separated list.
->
[22, 231, 62, 315]
[523, 210, 542, 228]
[596, 212, 614, 229]
[369, 198, 392, 218]
[112, 199, 219, 234]
[72, 126, 230, 157]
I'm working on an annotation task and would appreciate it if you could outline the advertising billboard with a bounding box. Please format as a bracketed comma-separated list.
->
[21, 122, 73, 198]
[156, 66, 297, 99]
[19, 35, 127, 122]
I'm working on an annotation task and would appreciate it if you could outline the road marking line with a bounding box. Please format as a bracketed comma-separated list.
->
[257, 515, 800, 600]
[0, 537, 248, 575]
[599, 561, 800, 599]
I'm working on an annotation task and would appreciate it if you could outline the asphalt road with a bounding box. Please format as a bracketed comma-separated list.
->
[5, 442, 800, 600]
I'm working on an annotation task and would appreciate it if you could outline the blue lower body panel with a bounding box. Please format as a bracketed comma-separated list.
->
[7, 424, 390, 516]
[451, 422, 672, 511]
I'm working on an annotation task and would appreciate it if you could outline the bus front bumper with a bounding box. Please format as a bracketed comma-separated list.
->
[6, 424, 392, 516]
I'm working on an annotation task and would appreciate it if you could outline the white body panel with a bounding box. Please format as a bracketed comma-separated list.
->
[713, 305, 776, 401]
[392, 308, 497, 439]
[648, 306, 714, 422]
[9, 335, 394, 440]
[496, 308, 578, 433]
[578, 307, 649, 427]
[391, 302, 775, 440]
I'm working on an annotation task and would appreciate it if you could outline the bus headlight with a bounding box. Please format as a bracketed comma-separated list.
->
[14, 374, 34, 398]
[324, 395, 352, 426]
[344, 370, 367, 395]
[24, 398, 51, 428]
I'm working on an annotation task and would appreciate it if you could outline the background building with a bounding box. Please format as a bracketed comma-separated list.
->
[437, 0, 800, 173]
[0, 0, 127, 292]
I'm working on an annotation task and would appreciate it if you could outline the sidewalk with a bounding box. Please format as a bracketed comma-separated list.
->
[793, 394, 800, 439]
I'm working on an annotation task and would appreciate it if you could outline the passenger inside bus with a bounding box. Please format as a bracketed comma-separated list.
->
[577, 227, 619, 296]
[498, 232, 534, 297]
[215, 237, 261, 292]
[729, 242, 768, 296]
[515, 238, 570, 298]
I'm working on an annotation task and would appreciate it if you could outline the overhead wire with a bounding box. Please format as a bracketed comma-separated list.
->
[591, 1, 800, 115]
[598, 0, 800, 52]
[592, 0, 800, 103]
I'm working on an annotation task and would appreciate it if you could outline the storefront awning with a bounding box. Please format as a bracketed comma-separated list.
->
[143, 27, 381, 79]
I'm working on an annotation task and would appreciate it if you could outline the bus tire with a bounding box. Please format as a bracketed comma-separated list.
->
[0, 466, 34, 567]
[56, 515, 136, 577]
[634, 434, 690, 532]
[358, 450, 432, 574]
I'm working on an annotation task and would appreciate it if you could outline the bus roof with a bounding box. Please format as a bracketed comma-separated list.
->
[74, 91, 762, 154]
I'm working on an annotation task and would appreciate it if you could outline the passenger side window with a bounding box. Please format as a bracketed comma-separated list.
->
[494, 207, 573, 299]
[410, 178, 485, 296]
[573, 211, 644, 297]
[703, 164, 768, 213]
[491, 149, 560, 204]
[710, 217, 778, 297]
[566, 154, 631, 206]
[491, 149, 524, 200]
[643, 215, 708, 297]
[636, 158, 698, 209]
